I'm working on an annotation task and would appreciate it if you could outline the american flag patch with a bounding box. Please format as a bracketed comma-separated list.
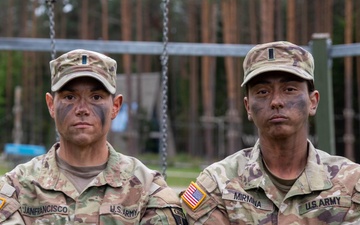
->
[181, 182, 206, 210]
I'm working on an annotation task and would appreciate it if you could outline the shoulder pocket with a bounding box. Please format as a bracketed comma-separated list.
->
[150, 186, 180, 207]
[351, 181, 360, 204]
[0, 182, 21, 222]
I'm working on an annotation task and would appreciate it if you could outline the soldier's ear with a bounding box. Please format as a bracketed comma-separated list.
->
[309, 90, 319, 116]
[46, 93, 55, 118]
[111, 94, 123, 119]
[244, 97, 252, 119]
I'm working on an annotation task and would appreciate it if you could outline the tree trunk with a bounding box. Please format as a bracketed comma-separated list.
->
[60, 1, 67, 39]
[344, 0, 354, 161]
[260, 0, 274, 43]
[249, 0, 257, 44]
[314, 1, 321, 32]
[142, 0, 152, 72]
[314, 0, 332, 33]
[6, 0, 14, 144]
[88, 3, 95, 39]
[300, 0, 308, 44]
[80, 0, 89, 39]
[320, 0, 333, 33]
[121, 0, 138, 155]
[187, 1, 200, 157]
[29, 0, 38, 144]
[101, 0, 109, 40]
[356, 0, 360, 154]
[135, 0, 143, 153]
[221, 0, 240, 157]
[20, 1, 29, 143]
[287, 0, 296, 43]
[236, 0, 244, 151]
[326, 0, 333, 35]
[201, 0, 216, 161]
[275, 0, 284, 41]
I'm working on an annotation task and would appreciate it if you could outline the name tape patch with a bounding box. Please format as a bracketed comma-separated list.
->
[299, 196, 351, 215]
[222, 190, 273, 211]
[21, 205, 69, 217]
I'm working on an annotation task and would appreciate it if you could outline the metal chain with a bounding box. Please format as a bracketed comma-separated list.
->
[46, 0, 59, 142]
[160, 0, 169, 179]
[46, 0, 56, 60]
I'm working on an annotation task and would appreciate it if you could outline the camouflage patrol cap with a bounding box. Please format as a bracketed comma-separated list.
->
[50, 49, 117, 94]
[241, 41, 314, 87]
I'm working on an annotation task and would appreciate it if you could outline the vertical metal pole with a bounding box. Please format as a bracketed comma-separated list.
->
[311, 33, 336, 154]
[343, 0, 355, 161]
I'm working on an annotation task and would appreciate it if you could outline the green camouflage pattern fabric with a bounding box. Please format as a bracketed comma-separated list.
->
[0, 181, 24, 224]
[182, 140, 360, 225]
[50, 49, 117, 94]
[3, 142, 187, 225]
[241, 41, 314, 87]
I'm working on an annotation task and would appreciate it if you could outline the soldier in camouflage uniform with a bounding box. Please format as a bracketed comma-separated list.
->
[1, 49, 188, 225]
[181, 41, 360, 224]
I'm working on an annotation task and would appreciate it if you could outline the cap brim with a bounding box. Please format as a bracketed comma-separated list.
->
[51, 71, 116, 94]
[241, 65, 313, 87]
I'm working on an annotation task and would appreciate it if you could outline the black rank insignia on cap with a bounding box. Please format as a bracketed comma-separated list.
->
[82, 55, 88, 64]
[268, 48, 275, 60]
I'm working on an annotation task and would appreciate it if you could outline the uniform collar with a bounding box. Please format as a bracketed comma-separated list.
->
[37, 142, 129, 192]
[37, 142, 62, 190]
[241, 140, 333, 194]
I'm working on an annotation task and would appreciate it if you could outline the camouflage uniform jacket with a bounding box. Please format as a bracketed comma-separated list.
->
[182, 140, 360, 225]
[3, 142, 187, 225]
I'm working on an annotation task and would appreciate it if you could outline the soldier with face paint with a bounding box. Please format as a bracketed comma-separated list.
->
[2, 49, 188, 225]
[181, 41, 360, 224]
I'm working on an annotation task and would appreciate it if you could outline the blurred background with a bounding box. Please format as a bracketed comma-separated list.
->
[0, 0, 360, 184]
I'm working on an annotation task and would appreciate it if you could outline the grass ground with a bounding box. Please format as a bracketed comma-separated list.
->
[0, 166, 8, 175]
[149, 165, 202, 188]
[138, 153, 204, 188]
